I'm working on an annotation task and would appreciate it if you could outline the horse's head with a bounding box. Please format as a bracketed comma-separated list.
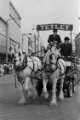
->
[49, 47, 60, 71]
[14, 48, 26, 67]
[50, 53, 57, 65]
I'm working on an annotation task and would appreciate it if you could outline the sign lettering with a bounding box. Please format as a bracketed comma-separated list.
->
[36, 24, 73, 31]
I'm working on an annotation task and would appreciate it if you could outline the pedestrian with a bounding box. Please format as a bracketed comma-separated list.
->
[9, 46, 14, 63]
[60, 36, 72, 61]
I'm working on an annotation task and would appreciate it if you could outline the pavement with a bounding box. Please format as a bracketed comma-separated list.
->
[0, 74, 80, 120]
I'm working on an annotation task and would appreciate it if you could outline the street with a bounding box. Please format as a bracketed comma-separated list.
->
[0, 74, 80, 120]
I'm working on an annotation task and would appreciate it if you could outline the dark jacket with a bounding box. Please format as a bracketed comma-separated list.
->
[48, 34, 61, 48]
[60, 43, 72, 57]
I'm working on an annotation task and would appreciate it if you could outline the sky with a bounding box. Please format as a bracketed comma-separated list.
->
[11, 0, 80, 46]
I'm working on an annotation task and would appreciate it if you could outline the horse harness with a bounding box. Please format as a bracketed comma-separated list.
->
[44, 51, 59, 73]
[44, 49, 65, 79]
[14, 54, 28, 71]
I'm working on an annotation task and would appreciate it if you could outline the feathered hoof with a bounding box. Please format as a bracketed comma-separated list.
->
[59, 91, 64, 100]
[33, 91, 38, 99]
[29, 94, 37, 100]
[18, 97, 26, 104]
[50, 99, 57, 106]
[45, 93, 49, 99]
[41, 91, 49, 99]
[43, 92, 49, 99]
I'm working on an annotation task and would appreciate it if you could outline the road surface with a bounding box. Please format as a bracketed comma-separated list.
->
[0, 74, 80, 120]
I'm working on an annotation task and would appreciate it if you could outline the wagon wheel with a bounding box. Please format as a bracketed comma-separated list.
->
[68, 81, 73, 97]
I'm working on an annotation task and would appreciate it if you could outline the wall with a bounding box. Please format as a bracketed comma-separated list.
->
[8, 20, 21, 43]
[0, 18, 7, 53]
[75, 33, 80, 57]
[22, 35, 28, 54]
[0, 0, 9, 21]
[8, 2, 22, 50]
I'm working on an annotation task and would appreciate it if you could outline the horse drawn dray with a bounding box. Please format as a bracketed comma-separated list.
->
[11, 23, 78, 105]
[11, 42, 77, 106]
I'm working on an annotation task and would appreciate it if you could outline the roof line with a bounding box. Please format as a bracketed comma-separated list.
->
[9, 1, 22, 20]
[0, 17, 7, 25]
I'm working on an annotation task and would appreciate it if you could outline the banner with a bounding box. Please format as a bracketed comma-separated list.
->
[36, 23, 73, 31]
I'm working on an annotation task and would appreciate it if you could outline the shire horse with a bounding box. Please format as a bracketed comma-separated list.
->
[12, 47, 42, 104]
[42, 44, 66, 105]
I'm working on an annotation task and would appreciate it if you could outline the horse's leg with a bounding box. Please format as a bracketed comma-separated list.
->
[58, 59, 65, 100]
[50, 77, 58, 105]
[50, 71, 59, 105]
[13, 72, 26, 104]
[18, 76, 31, 104]
[30, 78, 38, 100]
[13, 69, 18, 88]
[18, 84, 26, 104]
[24, 76, 38, 100]
[42, 78, 49, 99]
[24, 77, 32, 98]
[59, 76, 64, 100]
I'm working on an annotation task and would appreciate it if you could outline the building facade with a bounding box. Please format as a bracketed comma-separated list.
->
[22, 33, 35, 55]
[8, 2, 22, 52]
[35, 33, 44, 57]
[75, 33, 80, 57]
[0, 17, 7, 63]
[0, 0, 9, 21]
[0, 1, 22, 63]
[0, 0, 9, 63]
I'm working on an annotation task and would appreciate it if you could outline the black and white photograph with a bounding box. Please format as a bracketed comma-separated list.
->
[0, 0, 80, 119]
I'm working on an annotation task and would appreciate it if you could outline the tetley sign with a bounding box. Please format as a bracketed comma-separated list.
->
[36, 23, 73, 31]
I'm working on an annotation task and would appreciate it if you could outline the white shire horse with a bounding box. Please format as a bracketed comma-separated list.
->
[13, 48, 42, 104]
[42, 45, 66, 105]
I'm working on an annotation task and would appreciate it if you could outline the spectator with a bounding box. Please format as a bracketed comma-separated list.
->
[9, 46, 14, 63]
[60, 37, 72, 60]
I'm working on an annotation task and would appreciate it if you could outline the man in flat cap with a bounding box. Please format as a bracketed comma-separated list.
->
[48, 28, 61, 49]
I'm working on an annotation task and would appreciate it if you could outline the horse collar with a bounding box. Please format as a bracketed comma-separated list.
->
[14, 54, 28, 71]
